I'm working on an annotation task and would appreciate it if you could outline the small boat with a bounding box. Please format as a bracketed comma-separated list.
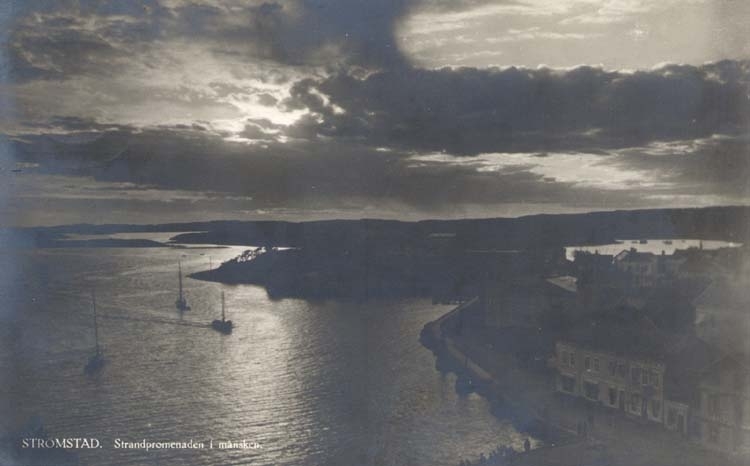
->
[84, 291, 105, 375]
[175, 260, 190, 311]
[211, 291, 233, 334]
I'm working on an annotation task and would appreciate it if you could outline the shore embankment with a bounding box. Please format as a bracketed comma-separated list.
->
[421, 300, 742, 466]
[420, 298, 564, 440]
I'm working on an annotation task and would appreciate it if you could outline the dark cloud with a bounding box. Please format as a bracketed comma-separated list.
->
[285, 60, 750, 155]
[7, 125, 747, 219]
[3, 0, 750, 224]
[256, 93, 278, 106]
[6, 0, 420, 82]
[613, 136, 750, 200]
[1, 127, 573, 209]
[238, 123, 273, 140]
[6, 1, 168, 82]
[9, 24, 124, 80]
[166, 0, 415, 67]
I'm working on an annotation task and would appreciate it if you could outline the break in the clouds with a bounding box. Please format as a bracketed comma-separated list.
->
[399, 0, 750, 69]
[0, 0, 749, 225]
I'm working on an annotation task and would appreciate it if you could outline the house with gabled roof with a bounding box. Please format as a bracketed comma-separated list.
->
[695, 353, 750, 454]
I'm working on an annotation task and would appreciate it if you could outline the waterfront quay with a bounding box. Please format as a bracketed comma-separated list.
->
[422, 299, 745, 466]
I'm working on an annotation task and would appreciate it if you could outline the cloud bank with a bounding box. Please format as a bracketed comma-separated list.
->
[1, 0, 749, 225]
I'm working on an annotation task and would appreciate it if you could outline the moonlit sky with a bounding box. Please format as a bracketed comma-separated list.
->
[0, 0, 749, 226]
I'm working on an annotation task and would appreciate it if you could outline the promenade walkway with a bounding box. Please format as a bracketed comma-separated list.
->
[425, 305, 745, 466]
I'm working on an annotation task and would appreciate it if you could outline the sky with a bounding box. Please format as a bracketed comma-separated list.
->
[0, 0, 749, 226]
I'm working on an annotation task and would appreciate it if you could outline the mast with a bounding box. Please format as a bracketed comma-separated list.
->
[221, 291, 226, 322]
[92, 291, 100, 356]
[178, 260, 184, 301]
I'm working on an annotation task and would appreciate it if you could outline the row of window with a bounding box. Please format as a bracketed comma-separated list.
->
[584, 356, 599, 372]
[561, 351, 576, 368]
[631, 366, 661, 388]
[559, 350, 660, 388]
[620, 263, 656, 274]
[561, 376, 662, 418]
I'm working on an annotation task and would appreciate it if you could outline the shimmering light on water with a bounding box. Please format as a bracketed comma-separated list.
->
[565, 238, 741, 261]
[0, 244, 530, 465]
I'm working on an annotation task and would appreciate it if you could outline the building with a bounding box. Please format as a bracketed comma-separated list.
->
[662, 336, 722, 436]
[554, 319, 729, 444]
[673, 247, 729, 281]
[693, 277, 750, 353]
[614, 249, 659, 287]
[695, 354, 750, 454]
[482, 276, 579, 329]
[612, 248, 695, 289]
[554, 319, 667, 424]
[572, 251, 615, 285]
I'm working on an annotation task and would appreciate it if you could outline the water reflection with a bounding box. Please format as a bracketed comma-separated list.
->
[565, 238, 741, 260]
[1, 245, 529, 465]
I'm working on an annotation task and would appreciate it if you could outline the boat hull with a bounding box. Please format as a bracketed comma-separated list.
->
[211, 320, 233, 334]
[84, 354, 105, 375]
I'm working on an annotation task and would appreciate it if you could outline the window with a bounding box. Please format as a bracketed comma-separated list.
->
[709, 425, 720, 443]
[631, 367, 642, 385]
[642, 371, 649, 385]
[585, 357, 591, 371]
[649, 371, 660, 388]
[593, 358, 600, 372]
[630, 394, 642, 414]
[618, 363, 627, 378]
[608, 387, 618, 406]
[584, 381, 599, 400]
[569, 352, 575, 368]
[667, 408, 677, 427]
[561, 375, 576, 393]
[608, 361, 617, 377]
[651, 400, 661, 418]
[708, 395, 720, 417]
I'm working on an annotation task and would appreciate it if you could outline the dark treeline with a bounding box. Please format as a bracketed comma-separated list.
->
[10, 206, 745, 250]
[6, 206, 749, 250]
[6, 206, 748, 300]
[173, 206, 749, 250]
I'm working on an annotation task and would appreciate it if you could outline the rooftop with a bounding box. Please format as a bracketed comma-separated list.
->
[546, 275, 578, 293]
[614, 248, 658, 263]
[694, 277, 750, 309]
[560, 316, 666, 362]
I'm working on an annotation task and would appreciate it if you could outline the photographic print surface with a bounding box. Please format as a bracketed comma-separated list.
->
[1, 1, 749, 465]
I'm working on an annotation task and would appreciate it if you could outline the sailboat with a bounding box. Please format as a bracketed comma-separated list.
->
[175, 260, 191, 311]
[211, 291, 233, 334]
[84, 291, 105, 375]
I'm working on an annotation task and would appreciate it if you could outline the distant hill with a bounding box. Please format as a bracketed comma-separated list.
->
[5, 205, 749, 250]
[7, 206, 747, 299]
